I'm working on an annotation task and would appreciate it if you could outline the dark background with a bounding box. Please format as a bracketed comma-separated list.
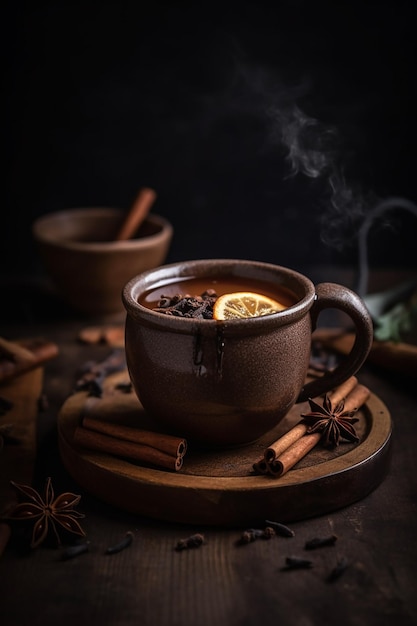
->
[4, 1, 417, 282]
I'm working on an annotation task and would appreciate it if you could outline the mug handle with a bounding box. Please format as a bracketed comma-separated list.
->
[297, 282, 373, 403]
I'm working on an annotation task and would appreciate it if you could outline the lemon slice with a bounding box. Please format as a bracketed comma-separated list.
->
[213, 291, 286, 320]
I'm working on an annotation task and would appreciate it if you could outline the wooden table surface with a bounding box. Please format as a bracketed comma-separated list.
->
[0, 271, 416, 626]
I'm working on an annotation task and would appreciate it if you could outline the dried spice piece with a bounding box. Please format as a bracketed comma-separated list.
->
[153, 290, 218, 319]
[6, 477, 86, 548]
[74, 349, 126, 397]
[237, 527, 276, 545]
[105, 531, 134, 554]
[305, 535, 338, 550]
[61, 541, 90, 561]
[326, 557, 349, 582]
[264, 520, 295, 537]
[282, 556, 313, 570]
[301, 395, 360, 447]
[175, 533, 205, 551]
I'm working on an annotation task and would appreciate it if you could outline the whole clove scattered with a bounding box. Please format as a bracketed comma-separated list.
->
[283, 556, 313, 570]
[305, 535, 338, 550]
[326, 557, 349, 582]
[175, 533, 205, 551]
[61, 541, 90, 561]
[264, 520, 295, 537]
[105, 531, 134, 554]
[237, 527, 276, 545]
[74, 349, 126, 397]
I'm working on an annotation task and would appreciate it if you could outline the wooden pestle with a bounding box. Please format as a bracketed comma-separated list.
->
[115, 187, 157, 241]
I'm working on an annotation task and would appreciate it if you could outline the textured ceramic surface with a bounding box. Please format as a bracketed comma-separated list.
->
[123, 259, 373, 446]
[33, 208, 173, 316]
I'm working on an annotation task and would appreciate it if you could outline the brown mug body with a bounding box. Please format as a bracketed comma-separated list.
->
[122, 259, 373, 446]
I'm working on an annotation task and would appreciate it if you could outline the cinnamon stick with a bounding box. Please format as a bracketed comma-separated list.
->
[267, 432, 322, 477]
[266, 384, 370, 477]
[0, 337, 58, 383]
[82, 415, 187, 458]
[264, 421, 308, 464]
[115, 187, 157, 241]
[74, 426, 185, 472]
[328, 376, 358, 410]
[254, 378, 371, 477]
[338, 384, 370, 413]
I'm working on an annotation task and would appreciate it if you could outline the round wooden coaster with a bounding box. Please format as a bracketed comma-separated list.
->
[58, 372, 392, 526]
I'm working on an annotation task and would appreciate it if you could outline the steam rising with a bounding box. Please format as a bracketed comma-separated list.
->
[217, 59, 370, 251]
[271, 103, 369, 249]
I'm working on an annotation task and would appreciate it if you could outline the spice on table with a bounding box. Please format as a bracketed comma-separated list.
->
[305, 535, 338, 550]
[175, 533, 205, 551]
[61, 541, 90, 561]
[237, 527, 276, 545]
[326, 557, 349, 582]
[282, 556, 313, 570]
[74, 349, 126, 397]
[264, 520, 295, 537]
[105, 531, 134, 554]
[5, 477, 86, 549]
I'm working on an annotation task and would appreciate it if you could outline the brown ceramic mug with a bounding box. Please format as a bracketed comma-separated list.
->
[122, 259, 373, 446]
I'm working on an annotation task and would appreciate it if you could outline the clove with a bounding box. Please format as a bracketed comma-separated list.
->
[175, 533, 205, 551]
[305, 535, 338, 550]
[61, 541, 90, 561]
[237, 527, 276, 545]
[105, 531, 134, 554]
[265, 520, 295, 538]
[282, 556, 313, 570]
[326, 557, 349, 582]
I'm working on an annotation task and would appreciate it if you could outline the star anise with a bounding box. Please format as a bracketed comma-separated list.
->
[6, 477, 86, 548]
[301, 395, 360, 447]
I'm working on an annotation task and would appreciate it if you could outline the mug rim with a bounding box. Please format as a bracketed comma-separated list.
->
[122, 259, 316, 334]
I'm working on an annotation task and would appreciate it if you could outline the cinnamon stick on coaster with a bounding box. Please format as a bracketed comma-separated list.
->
[82, 416, 187, 458]
[327, 375, 358, 410]
[254, 378, 370, 478]
[74, 418, 187, 472]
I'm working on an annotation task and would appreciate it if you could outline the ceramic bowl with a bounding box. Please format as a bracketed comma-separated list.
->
[33, 207, 173, 316]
